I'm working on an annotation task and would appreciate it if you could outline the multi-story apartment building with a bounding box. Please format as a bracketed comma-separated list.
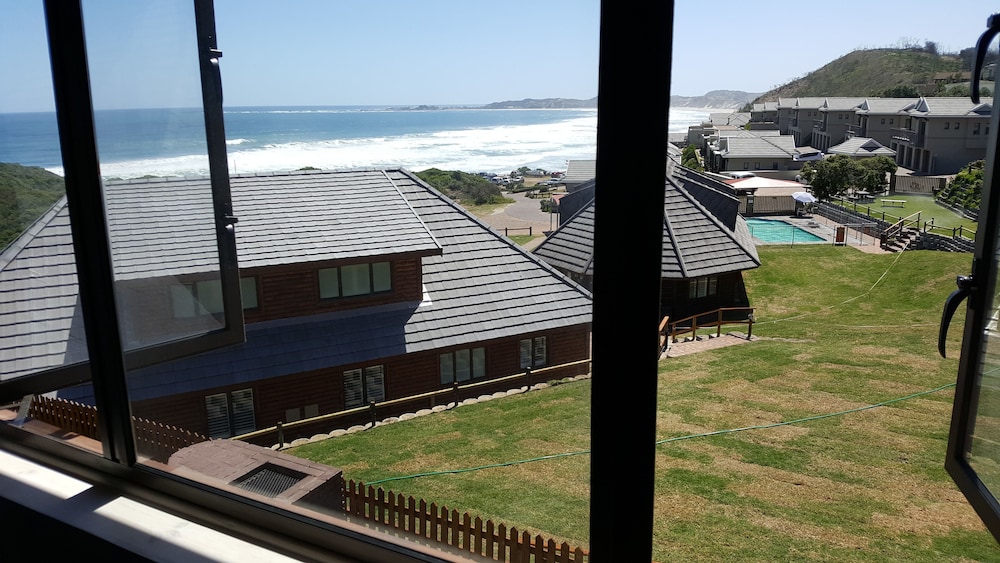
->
[889, 97, 992, 174]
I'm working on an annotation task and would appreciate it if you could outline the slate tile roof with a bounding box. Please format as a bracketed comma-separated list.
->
[905, 97, 992, 117]
[717, 135, 798, 158]
[826, 137, 896, 157]
[855, 98, 916, 114]
[533, 160, 759, 281]
[1, 169, 592, 397]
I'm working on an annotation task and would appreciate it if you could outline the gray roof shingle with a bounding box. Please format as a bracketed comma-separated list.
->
[2, 169, 592, 396]
[533, 161, 760, 281]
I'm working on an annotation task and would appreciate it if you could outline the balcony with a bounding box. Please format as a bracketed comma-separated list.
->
[891, 127, 924, 147]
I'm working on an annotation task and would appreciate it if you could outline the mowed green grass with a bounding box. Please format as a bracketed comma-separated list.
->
[835, 193, 977, 234]
[290, 246, 1000, 562]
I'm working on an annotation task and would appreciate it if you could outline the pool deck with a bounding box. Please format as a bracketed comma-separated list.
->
[750, 214, 889, 254]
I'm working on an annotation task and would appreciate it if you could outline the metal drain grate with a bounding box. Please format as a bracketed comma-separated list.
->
[230, 464, 306, 498]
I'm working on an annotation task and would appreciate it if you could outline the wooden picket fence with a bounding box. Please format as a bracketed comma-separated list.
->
[23, 396, 590, 560]
[28, 395, 206, 462]
[344, 480, 589, 562]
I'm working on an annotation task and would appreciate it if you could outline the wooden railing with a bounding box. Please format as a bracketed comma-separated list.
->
[661, 307, 755, 345]
[880, 211, 922, 248]
[240, 359, 592, 445]
[19, 396, 591, 561]
[27, 395, 207, 462]
[345, 480, 588, 562]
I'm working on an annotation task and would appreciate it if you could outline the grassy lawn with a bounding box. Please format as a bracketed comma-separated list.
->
[290, 246, 1000, 562]
[461, 198, 515, 219]
[508, 234, 542, 246]
[835, 193, 977, 234]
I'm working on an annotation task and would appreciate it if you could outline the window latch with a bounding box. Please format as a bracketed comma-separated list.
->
[939, 275, 974, 358]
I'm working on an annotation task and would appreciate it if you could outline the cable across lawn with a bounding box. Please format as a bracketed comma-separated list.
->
[364, 382, 956, 486]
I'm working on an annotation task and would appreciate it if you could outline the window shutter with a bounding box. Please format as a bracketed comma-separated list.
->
[365, 365, 385, 403]
[534, 336, 547, 367]
[519, 339, 532, 369]
[205, 393, 230, 438]
[344, 369, 363, 408]
[230, 388, 256, 435]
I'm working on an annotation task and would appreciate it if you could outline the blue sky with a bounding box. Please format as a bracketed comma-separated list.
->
[0, 0, 996, 112]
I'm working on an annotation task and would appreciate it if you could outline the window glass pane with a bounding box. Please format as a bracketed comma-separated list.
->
[533, 336, 547, 367]
[455, 349, 471, 382]
[439, 353, 454, 385]
[343, 369, 363, 409]
[171, 284, 198, 318]
[0, 4, 90, 388]
[364, 365, 385, 403]
[82, 1, 231, 354]
[230, 388, 255, 435]
[318, 267, 339, 298]
[341, 263, 370, 297]
[205, 393, 230, 438]
[372, 261, 391, 292]
[519, 339, 532, 369]
[472, 347, 485, 378]
[196, 279, 224, 315]
[240, 277, 258, 309]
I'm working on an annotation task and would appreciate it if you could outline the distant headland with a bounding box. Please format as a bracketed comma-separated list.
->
[389, 90, 759, 112]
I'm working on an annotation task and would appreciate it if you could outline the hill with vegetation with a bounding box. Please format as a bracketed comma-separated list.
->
[752, 47, 966, 103]
[0, 163, 65, 250]
[414, 168, 508, 205]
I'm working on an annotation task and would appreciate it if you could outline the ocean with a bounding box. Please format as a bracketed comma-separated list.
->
[0, 105, 712, 178]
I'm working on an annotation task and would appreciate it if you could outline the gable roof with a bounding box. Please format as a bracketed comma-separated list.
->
[716, 135, 798, 158]
[533, 162, 760, 281]
[855, 98, 916, 114]
[1, 169, 592, 395]
[826, 137, 897, 157]
[906, 97, 992, 118]
[564, 159, 597, 184]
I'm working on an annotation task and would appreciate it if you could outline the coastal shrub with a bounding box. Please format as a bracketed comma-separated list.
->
[415, 167, 505, 205]
[940, 160, 984, 212]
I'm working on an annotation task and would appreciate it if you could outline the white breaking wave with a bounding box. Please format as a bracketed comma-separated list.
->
[45, 107, 711, 179]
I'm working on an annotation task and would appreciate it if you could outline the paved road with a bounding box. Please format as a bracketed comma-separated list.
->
[477, 190, 559, 249]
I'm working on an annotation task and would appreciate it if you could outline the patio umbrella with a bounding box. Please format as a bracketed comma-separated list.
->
[791, 191, 817, 203]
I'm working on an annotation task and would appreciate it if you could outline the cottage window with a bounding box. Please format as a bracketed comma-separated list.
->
[975, 122, 982, 135]
[343, 365, 385, 408]
[945, 122, 950, 129]
[956, 122, 961, 130]
[205, 388, 255, 438]
[688, 275, 718, 299]
[171, 277, 257, 317]
[889, 118, 894, 125]
[881, 118, 886, 125]
[439, 347, 486, 384]
[519, 337, 547, 369]
[319, 261, 391, 299]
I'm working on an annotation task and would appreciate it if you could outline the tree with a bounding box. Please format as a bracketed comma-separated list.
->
[680, 144, 703, 172]
[855, 156, 898, 194]
[799, 155, 856, 201]
[881, 85, 920, 98]
[944, 160, 985, 211]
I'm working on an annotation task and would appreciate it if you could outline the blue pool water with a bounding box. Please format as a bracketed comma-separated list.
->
[746, 218, 826, 244]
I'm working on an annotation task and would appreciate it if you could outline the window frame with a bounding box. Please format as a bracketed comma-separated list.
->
[946, 67, 1000, 542]
[0, 0, 668, 561]
[319, 261, 392, 300]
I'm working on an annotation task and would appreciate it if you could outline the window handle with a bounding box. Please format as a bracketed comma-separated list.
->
[939, 275, 974, 358]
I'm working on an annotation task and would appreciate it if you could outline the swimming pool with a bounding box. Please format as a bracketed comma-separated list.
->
[745, 218, 826, 244]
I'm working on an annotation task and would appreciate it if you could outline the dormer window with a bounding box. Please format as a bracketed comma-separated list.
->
[319, 261, 391, 299]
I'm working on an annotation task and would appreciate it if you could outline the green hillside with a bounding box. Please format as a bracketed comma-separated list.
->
[754, 48, 963, 103]
[0, 163, 65, 250]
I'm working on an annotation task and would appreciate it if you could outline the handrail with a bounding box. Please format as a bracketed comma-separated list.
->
[235, 358, 593, 442]
[661, 307, 755, 345]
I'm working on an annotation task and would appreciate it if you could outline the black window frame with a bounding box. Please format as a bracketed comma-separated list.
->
[946, 23, 1000, 540]
[318, 260, 392, 300]
[0, 1, 670, 561]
